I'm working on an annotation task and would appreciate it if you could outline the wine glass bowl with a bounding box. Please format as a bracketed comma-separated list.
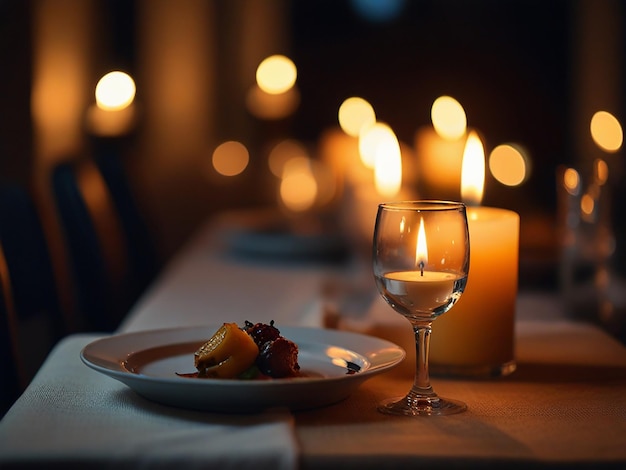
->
[373, 201, 470, 416]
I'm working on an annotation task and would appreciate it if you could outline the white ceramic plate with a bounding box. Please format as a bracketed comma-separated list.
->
[81, 326, 405, 413]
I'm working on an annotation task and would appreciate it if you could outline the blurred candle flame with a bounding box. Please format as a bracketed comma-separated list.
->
[95, 71, 136, 110]
[373, 127, 402, 197]
[431, 96, 467, 140]
[594, 158, 609, 186]
[461, 131, 486, 206]
[256, 55, 297, 95]
[563, 167, 581, 196]
[590, 110, 623, 153]
[581, 192, 595, 217]
[338, 97, 376, 137]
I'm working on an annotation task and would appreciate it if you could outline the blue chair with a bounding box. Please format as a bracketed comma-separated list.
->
[92, 141, 159, 298]
[51, 161, 123, 332]
[0, 183, 66, 414]
[51, 156, 158, 332]
[0, 245, 22, 417]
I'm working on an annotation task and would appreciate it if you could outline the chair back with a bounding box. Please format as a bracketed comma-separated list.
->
[0, 184, 65, 413]
[93, 143, 159, 298]
[51, 156, 157, 331]
[0, 244, 22, 417]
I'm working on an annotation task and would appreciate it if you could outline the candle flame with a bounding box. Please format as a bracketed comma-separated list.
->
[461, 130, 485, 205]
[415, 217, 428, 270]
[373, 129, 402, 197]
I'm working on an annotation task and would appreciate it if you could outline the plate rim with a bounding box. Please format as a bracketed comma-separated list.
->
[80, 324, 405, 386]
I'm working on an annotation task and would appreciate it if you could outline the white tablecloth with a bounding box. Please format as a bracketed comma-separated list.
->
[0, 333, 298, 469]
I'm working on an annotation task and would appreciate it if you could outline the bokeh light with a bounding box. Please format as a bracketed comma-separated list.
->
[563, 168, 581, 196]
[431, 96, 467, 140]
[256, 55, 297, 95]
[581, 193, 595, 217]
[212, 141, 249, 176]
[488, 144, 530, 186]
[338, 97, 376, 137]
[358, 121, 394, 168]
[268, 139, 309, 177]
[280, 157, 318, 212]
[590, 111, 623, 153]
[95, 71, 136, 110]
[594, 158, 609, 186]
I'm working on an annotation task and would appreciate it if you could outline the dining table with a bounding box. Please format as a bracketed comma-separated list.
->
[1, 209, 626, 469]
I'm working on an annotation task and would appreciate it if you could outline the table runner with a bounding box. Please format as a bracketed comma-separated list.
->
[296, 371, 626, 468]
[0, 334, 298, 470]
[281, 291, 626, 468]
[295, 317, 626, 468]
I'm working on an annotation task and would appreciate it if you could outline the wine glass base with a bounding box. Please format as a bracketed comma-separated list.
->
[378, 395, 467, 417]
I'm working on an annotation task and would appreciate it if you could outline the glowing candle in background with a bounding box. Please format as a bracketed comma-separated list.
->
[590, 110, 623, 153]
[279, 156, 318, 213]
[85, 71, 138, 137]
[246, 54, 300, 120]
[414, 96, 467, 200]
[266, 140, 337, 215]
[430, 130, 520, 378]
[319, 97, 376, 196]
[372, 125, 403, 197]
[347, 122, 408, 247]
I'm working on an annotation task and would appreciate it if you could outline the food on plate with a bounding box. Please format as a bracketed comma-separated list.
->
[181, 321, 300, 379]
[194, 322, 259, 378]
[244, 321, 300, 378]
[256, 336, 301, 378]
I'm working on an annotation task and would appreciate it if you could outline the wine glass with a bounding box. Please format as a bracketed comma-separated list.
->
[373, 201, 470, 416]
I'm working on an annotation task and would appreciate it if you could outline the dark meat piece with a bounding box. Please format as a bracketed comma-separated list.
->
[244, 321, 281, 348]
[256, 336, 300, 378]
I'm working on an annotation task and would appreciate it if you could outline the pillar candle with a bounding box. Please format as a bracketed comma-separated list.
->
[430, 206, 519, 377]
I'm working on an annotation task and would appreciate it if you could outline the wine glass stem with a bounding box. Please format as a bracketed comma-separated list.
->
[410, 321, 436, 398]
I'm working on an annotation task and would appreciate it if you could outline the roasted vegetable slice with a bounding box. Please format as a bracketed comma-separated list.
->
[194, 323, 259, 378]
